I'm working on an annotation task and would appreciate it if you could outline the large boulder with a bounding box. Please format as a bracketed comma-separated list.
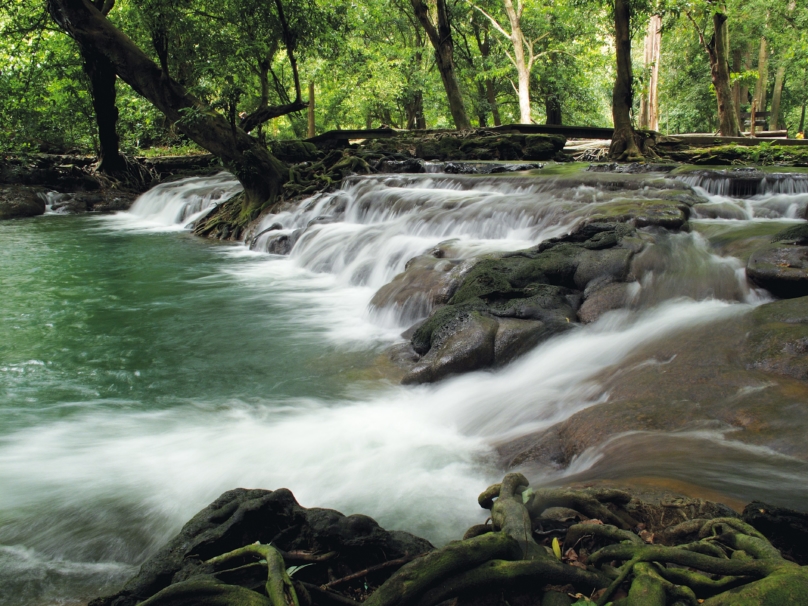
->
[0, 185, 46, 219]
[402, 222, 642, 383]
[90, 488, 432, 606]
[747, 225, 808, 298]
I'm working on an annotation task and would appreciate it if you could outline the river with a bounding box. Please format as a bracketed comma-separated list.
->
[2, 166, 808, 605]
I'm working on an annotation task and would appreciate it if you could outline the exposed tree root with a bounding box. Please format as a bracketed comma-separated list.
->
[133, 475, 808, 606]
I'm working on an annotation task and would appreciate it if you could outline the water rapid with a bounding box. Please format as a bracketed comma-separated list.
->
[3, 167, 808, 605]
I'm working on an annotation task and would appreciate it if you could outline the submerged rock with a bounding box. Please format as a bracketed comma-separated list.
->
[0, 185, 46, 219]
[501, 295, 808, 470]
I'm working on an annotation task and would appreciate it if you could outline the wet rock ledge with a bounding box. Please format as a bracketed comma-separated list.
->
[90, 477, 808, 606]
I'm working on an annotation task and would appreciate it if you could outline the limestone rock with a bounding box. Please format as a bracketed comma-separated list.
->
[403, 312, 498, 384]
[90, 488, 432, 606]
[0, 185, 46, 219]
[747, 244, 808, 299]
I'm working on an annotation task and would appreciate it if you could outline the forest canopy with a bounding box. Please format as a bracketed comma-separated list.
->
[0, 0, 804, 157]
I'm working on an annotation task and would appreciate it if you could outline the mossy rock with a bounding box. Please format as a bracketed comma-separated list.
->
[743, 296, 808, 381]
[771, 224, 808, 245]
[583, 199, 689, 229]
[269, 139, 319, 163]
[0, 185, 46, 220]
[747, 244, 808, 298]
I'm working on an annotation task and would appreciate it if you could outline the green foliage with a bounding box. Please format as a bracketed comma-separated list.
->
[2, 0, 806, 154]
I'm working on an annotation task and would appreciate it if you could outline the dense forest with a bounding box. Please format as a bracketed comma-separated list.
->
[0, 0, 805, 160]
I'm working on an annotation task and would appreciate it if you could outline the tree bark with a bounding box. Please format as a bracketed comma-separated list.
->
[769, 65, 785, 131]
[486, 80, 502, 126]
[48, 0, 287, 208]
[81, 46, 126, 173]
[686, 10, 741, 137]
[754, 37, 768, 115]
[638, 15, 661, 131]
[732, 47, 745, 127]
[609, 0, 642, 160]
[501, 0, 531, 124]
[79, 0, 125, 173]
[710, 12, 741, 137]
[472, 20, 501, 126]
[411, 0, 471, 129]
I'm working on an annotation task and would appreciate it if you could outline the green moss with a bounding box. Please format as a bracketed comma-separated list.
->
[703, 566, 808, 605]
[771, 224, 808, 244]
[581, 199, 688, 229]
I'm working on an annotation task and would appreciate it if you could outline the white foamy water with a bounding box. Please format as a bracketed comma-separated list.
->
[678, 171, 808, 220]
[105, 171, 243, 231]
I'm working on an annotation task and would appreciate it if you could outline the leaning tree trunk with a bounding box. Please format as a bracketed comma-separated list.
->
[609, 0, 643, 161]
[48, 0, 287, 209]
[710, 12, 741, 137]
[411, 0, 471, 130]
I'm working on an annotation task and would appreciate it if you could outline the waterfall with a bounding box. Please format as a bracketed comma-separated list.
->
[125, 172, 242, 228]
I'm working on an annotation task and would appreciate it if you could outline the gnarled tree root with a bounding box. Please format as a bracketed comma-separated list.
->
[206, 543, 301, 606]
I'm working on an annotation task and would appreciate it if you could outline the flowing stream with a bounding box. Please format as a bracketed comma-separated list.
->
[3, 167, 808, 605]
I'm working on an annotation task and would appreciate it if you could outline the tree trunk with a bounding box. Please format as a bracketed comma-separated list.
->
[473, 21, 501, 127]
[754, 37, 768, 114]
[307, 81, 315, 138]
[609, 0, 642, 160]
[732, 47, 745, 127]
[638, 14, 661, 131]
[405, 90, 426, 129]
[79, 0, 125, 174]
[544, 95, 562, 125]
[475, 81, 488, 127]
[48, 0, 287, 209]
[486, 80, 502, 126]
[769, 65, 785, 131]
[80, 46, 126, 173]
[710, 12, 741, 137]
[411, 0, 470, 129]
[501, 0, 531, 124]
[799, 100, 806, 135]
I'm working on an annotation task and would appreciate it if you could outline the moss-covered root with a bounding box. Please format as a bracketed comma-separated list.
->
[525, 487, 633, 530]
[563, 522, 643, 553]
[412, 558, 610, 606]
[625, 562, 697, 606]
[138, 579, 273, 606]
[362, 531, 522, 606]
[589, 539, 794, 605]
[206, 544, 300, 606]
[480, 473, 547, 560]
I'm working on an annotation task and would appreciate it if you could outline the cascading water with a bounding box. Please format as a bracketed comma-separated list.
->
[124, 171, 242, 229]
[678, 170, 808, 220]
[3, 166, 808, 606]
